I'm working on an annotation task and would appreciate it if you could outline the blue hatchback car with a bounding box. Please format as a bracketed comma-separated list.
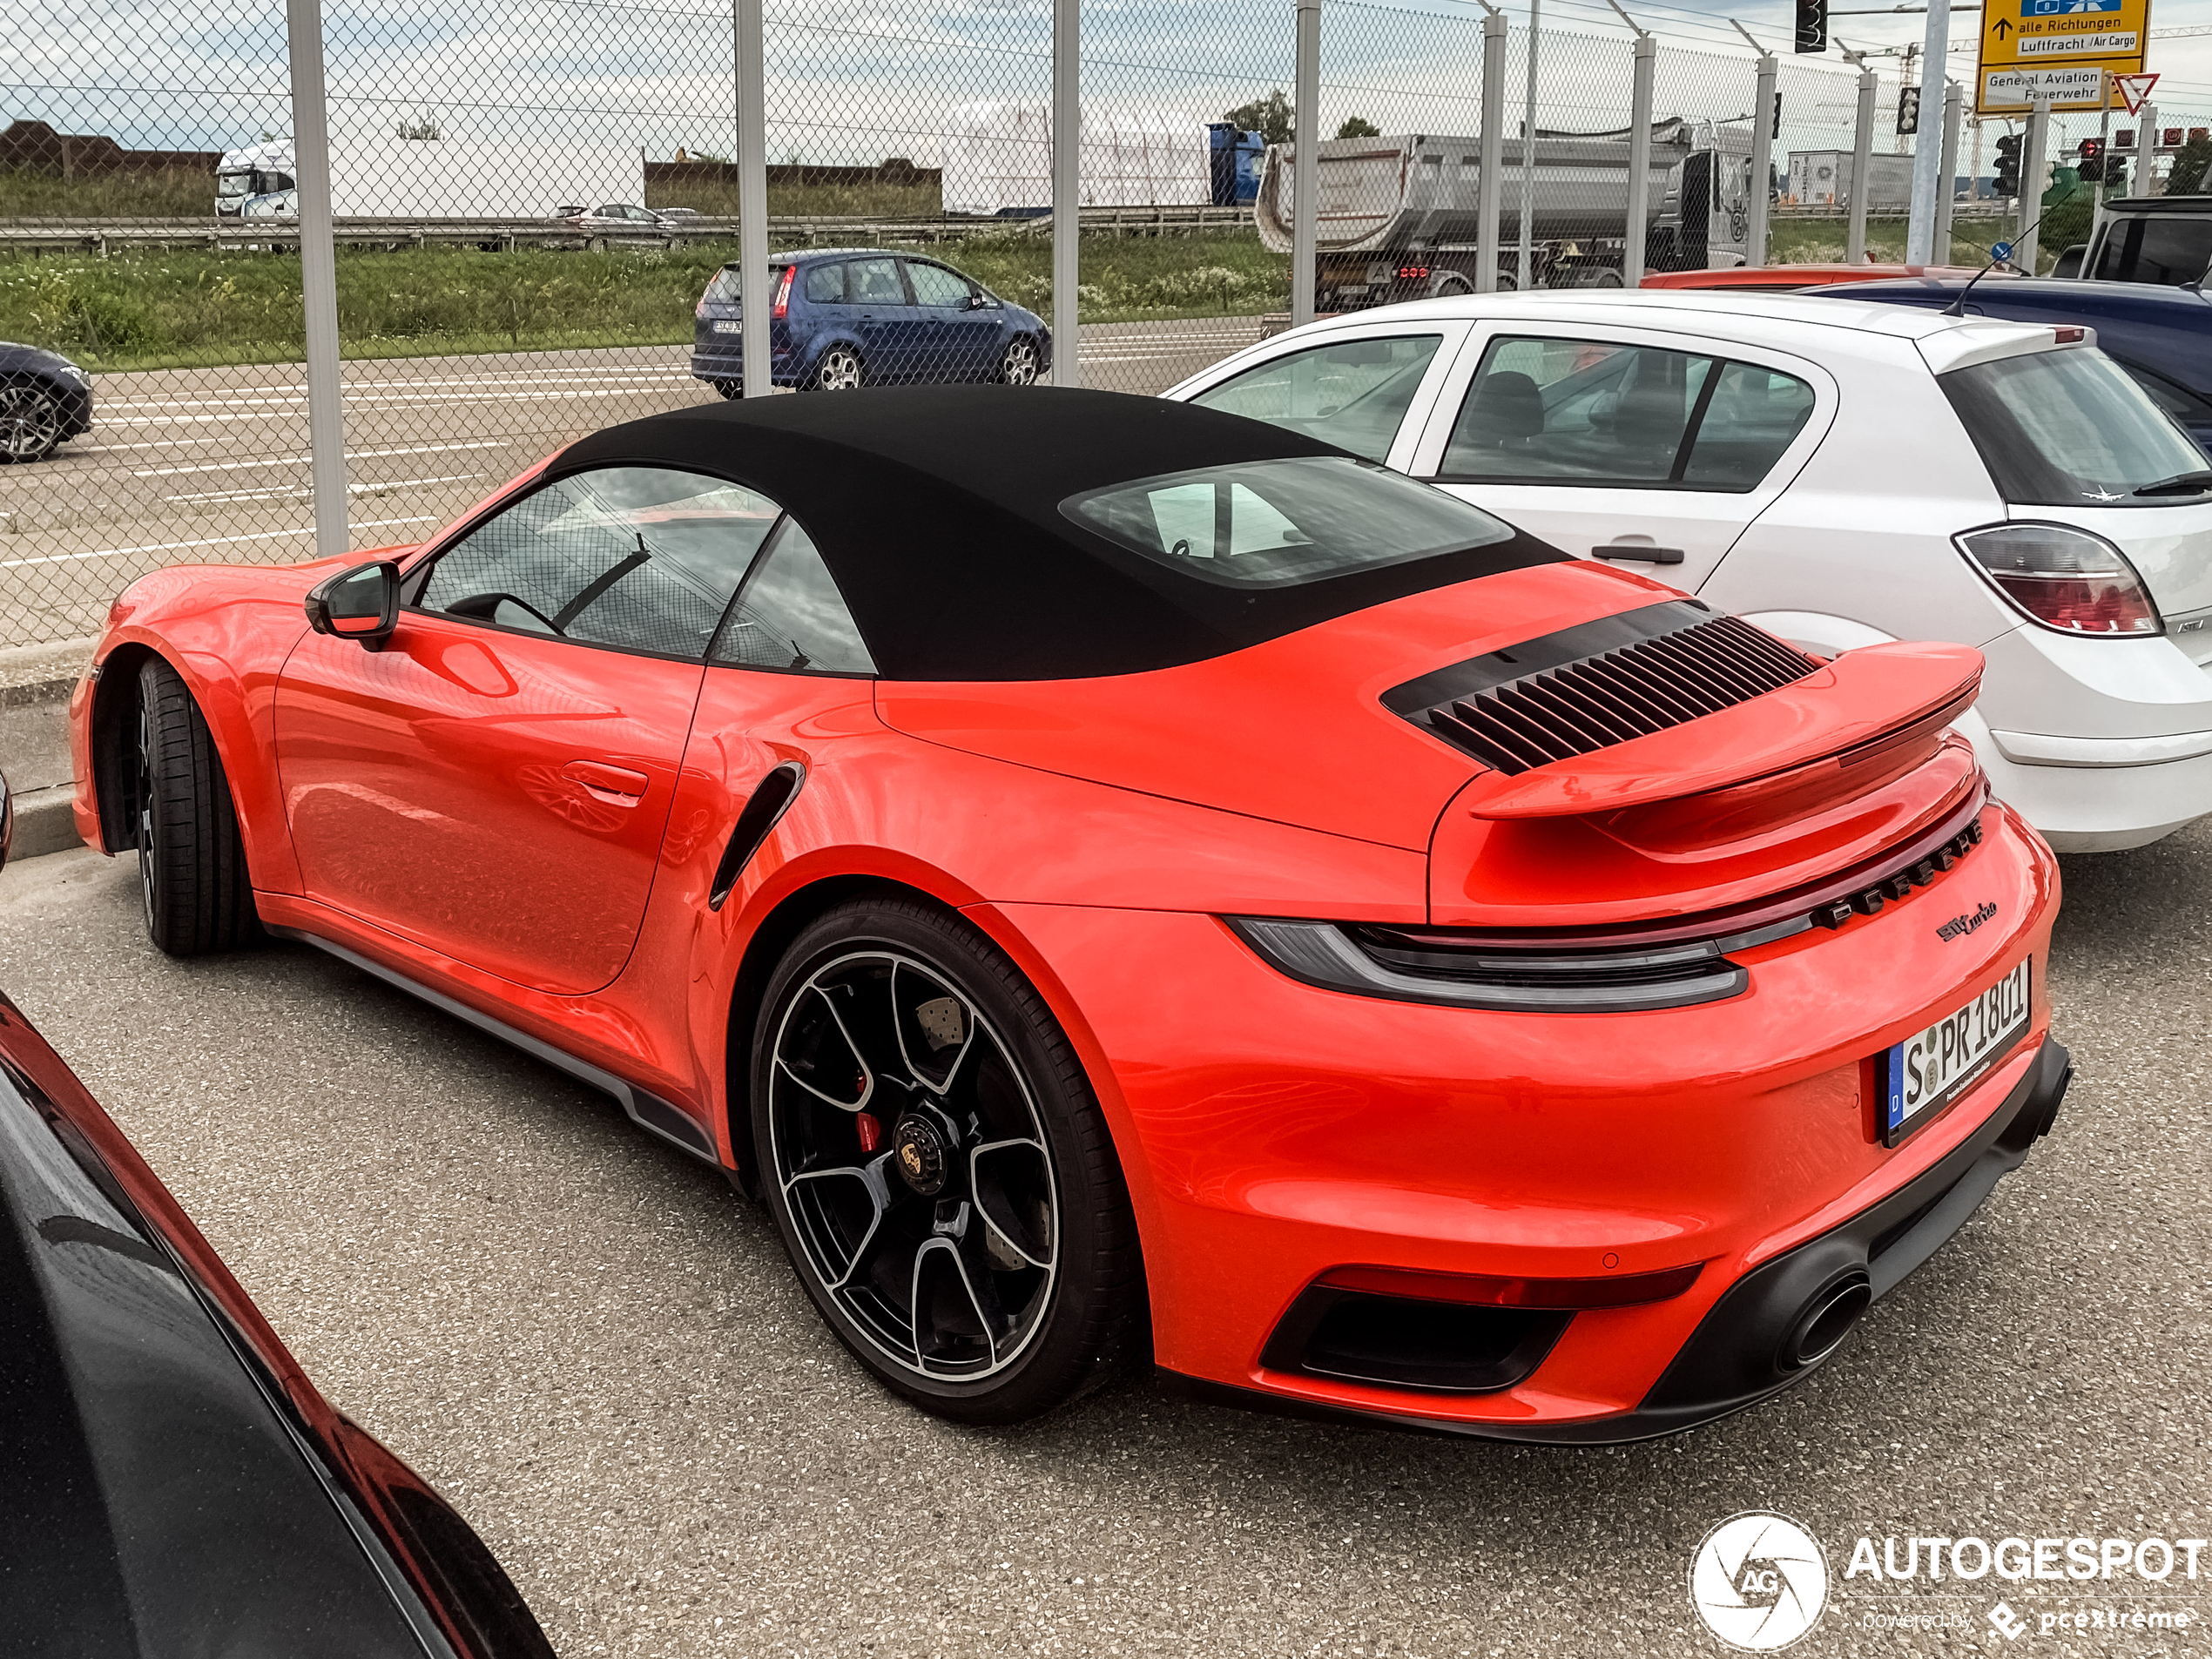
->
[691, 247, 1052, 396]
[1804, 275, 2212, 451]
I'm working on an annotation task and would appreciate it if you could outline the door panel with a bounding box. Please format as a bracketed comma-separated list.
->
[274, 617, 702, 995]
[1412, 323, 1833, 595]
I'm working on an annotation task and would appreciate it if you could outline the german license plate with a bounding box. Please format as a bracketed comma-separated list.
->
[712, 320, 741, 334]
[1879, 961, 2031, 1146]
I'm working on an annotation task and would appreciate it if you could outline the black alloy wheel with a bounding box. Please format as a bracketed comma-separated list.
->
[0, 379, 64, 463]
[134, 657, 260, 955]
[712, 380, 743, 401]
[752, 898, 1145, 1422]
[1000, 337, 1041, 386]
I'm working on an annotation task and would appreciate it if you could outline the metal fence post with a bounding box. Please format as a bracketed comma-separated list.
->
[1904, 0, 1948, 264]
[1622, 16, 1656, 287]
[734, 0, 769, 395]
[283, 0, 347, 558]
[1848, 64, 1876, 264]
[1935, 79, 1961, 261]
[1749, 48, 1777, 268]
[1477, 3, 1505, 293]
[1291, 0, 1320, 326]
[1052, 0, 1079, 385]
[2139, 102, 2160, 197]
[2018, 95, 2049, 268]
[1518, 0, 1541, 289]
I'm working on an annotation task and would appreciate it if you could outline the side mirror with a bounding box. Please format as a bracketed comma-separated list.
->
[965, 293, 990, 310]
[305, 559, 400, 649]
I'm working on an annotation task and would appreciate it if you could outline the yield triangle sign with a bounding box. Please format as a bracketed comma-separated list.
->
[2114, 72, 2160, 116]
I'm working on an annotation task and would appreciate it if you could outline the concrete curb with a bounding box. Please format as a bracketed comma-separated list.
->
[10, 784, 84, 860]
[0, 639, 92, 861]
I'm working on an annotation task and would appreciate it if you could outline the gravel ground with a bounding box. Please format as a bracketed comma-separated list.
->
[0, 835, 2204, 1658]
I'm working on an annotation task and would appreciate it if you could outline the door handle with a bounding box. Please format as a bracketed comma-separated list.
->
[562, 759, 650, 801]
[1593, 543, 1685, 564]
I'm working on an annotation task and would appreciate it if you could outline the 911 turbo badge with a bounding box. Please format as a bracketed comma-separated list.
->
[1937, 901, 2000, 941]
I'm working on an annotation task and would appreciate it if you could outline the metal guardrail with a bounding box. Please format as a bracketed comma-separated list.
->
[0, 204, 1254, 254]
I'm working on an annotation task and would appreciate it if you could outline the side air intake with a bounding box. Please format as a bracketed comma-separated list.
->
[1385, 600, 1821, 775]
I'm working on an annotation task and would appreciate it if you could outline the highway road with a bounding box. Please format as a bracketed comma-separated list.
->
[0, 318, 1268, 650]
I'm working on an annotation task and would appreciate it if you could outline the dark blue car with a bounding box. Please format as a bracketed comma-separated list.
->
[1804, 275, 2212, 450]
[691, 247, 1051, 396]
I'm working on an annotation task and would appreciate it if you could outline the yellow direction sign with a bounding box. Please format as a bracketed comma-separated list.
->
[1976, 0, 2153, 115]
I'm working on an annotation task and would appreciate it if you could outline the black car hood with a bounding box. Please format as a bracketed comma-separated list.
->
[0, 1059, 438, 1656]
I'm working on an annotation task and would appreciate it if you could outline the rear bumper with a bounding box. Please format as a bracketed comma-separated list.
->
[1165, 1035, 2071, 1444]
[1981, 738, 2212, 853]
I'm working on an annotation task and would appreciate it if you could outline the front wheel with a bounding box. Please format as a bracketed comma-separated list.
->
[811, 345, 864, 391]
[134, 658, 260, 955]
[0, 379, 64, 463]
[752, 898, 1146, 1423]
[1000, 336, 1041, 385]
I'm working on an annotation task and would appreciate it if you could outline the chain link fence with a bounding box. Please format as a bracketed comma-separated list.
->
[0, 0, 2091, 650]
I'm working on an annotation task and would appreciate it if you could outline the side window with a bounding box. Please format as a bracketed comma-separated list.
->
[907, 261, 972, 307]
[804, 262, 846, 304]
[710, 519, 876, 676]
[849, 259, 911, 307]
[1679, 362, 1817, 489]
[2122, 362, 2212, 430]
[1189, 334, 1444, 463]
[418, 467, 784, 661]
[1440, 336, 1716, 485]
[846, 257, 909, 306]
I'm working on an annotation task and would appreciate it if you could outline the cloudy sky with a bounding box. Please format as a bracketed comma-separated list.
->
[10, 0, 2212, 168]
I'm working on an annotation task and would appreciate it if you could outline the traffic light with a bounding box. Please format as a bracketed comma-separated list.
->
[1795, 0, 1827, 53]
[1995, 132, 2022, 198]
[1897, 85, 1921, 137]
[2078, 137, 2104, 183]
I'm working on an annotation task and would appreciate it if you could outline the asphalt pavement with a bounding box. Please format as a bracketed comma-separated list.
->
[0, 320, 1265, 650]
[0, 832, 2204, 1658]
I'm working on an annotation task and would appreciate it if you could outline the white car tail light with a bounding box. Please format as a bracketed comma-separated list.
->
[1955, 523, 2163, 637]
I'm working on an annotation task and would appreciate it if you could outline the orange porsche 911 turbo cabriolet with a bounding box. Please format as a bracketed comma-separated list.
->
[71, 387, 2067, 1440]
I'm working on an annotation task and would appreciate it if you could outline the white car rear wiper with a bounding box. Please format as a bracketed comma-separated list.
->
[2132, 470, 2212, 497]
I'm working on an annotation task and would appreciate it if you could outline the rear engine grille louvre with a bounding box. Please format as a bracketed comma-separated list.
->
[1409, 612, 1821, 775]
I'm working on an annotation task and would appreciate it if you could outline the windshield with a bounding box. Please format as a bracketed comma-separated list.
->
[1062, 455, 1515, 588]
[1939, 347, 2211, 506]
[216, 171, 253, 199]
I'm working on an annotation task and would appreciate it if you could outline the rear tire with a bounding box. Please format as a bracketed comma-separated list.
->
[1427, 270, 1477, 298]
[752, 897, 1147, 1423]
[812, 345, 864, 391]
[135, 657, 260, 956]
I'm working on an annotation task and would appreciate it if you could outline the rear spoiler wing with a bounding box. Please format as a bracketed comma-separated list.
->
[1453, 641, 1983, 820]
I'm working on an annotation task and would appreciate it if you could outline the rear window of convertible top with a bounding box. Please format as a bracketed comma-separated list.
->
[1061, 455, 1514, 589]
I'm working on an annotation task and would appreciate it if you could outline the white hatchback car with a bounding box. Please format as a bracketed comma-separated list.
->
[1163, 291, 2212, 853]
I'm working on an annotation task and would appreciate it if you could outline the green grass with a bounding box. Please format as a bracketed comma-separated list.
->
[0, 232, 1287, 371]
[0, 165, 215, 219]
[1770, 212, 2025, 269]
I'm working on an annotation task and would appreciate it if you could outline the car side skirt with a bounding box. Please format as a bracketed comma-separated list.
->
[272, 927, 724, 1166]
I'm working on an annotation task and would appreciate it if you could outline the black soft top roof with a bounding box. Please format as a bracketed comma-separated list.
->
[556, 386, 1560, 680]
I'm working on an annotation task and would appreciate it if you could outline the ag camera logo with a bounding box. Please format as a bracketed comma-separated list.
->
[1690, 1512, 1831, 1651]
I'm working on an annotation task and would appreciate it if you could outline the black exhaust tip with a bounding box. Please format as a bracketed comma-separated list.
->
[1778, 1270, 1871, 1372]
